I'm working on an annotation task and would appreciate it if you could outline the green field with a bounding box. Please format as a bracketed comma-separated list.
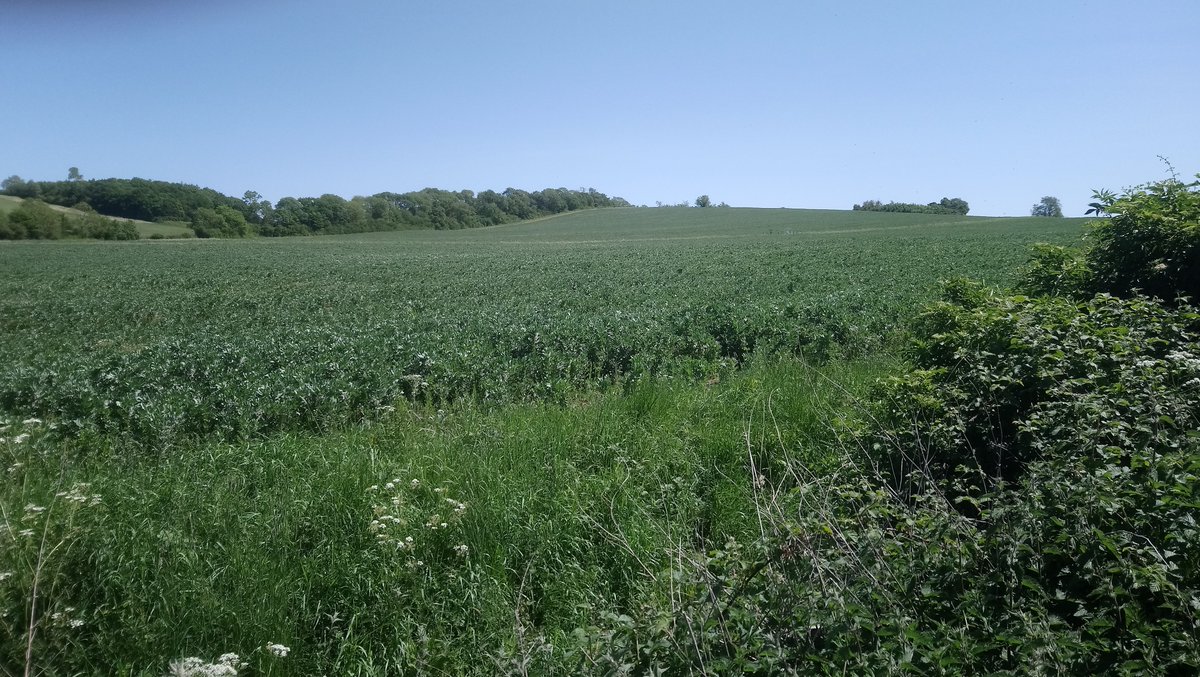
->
[0, 208, 1083, 448]
[1, 207, 1094, 674]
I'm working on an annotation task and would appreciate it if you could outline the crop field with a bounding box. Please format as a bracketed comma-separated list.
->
[0, 208, 1084, 449]
[2, 205, 1138, 674]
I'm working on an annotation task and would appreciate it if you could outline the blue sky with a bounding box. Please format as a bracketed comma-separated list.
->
[5, 0, 1198, 216]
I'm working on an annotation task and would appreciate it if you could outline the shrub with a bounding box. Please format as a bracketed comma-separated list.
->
[1022, 173, 1199, 304]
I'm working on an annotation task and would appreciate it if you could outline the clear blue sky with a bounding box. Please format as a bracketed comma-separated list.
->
[5, 0, 1198, 216]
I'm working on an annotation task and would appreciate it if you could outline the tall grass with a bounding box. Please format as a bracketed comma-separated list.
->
[0, 358, 888, 675]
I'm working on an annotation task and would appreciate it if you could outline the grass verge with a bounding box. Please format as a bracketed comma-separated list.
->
[0, 357, 890, 675]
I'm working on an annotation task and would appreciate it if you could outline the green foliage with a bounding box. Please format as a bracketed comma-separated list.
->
[1031, 195, 1064, 217]
[1021, 173, 1200, 305]
[870, 287, 1199, 497]
[2, 175, 631, 237]
[1087, 174, 1200, 303]
[191, 205, 250, 238]
[1020, 243, 1093, 297]
[0, 199, 139, 241]
[0, 200, 66, 240]
[853, 197, 970, 216]
[260, 186, 631, 236]
[694, 194, 711, 208]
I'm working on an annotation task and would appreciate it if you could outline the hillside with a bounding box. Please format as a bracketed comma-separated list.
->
[0, 194, 193, 238]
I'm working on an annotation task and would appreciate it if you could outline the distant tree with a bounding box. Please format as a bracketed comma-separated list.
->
[855, 198, 968, 215]
[695, 195, 711, 208]
[1, 176, 40, 199]
[1031, 196, 1064, 217]
[67, 167, 83, 182]
[936, 197, 970, 215]
[241, 190, 273, 223]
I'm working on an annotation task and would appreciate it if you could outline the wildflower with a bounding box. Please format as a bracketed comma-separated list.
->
[0, 572, 12, 581]
[366, 485, 379, 493]
[454, 544, 469, 557]
[384, 482, 395, 491]
[17, 529, 34, 538]
[68, 619, 85, 628]
[264, 643, 290, 658]
[24, 504, 46, 514]
[410, 478, 420, 489]
[22, 418, 42, 425]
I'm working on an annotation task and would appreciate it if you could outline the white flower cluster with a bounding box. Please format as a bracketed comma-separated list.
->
[56, 482, 102, 507]
[165, 653, 246, 677]
[367, 477, 469, 561]
[165, 642, 289, 677]
[1167, 349, 1200, 372]
[50, 607, 85, 628]
[0, 417, 47, 444]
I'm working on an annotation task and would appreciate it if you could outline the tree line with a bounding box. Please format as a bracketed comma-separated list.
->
[1, 175, 630, 238]
[852, 196, 970, 215]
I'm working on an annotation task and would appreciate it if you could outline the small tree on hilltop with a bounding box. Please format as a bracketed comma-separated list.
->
[1031, 196, 1063, 217]
[694, 195, 711, 208]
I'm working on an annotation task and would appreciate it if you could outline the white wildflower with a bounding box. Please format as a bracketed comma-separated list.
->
[454, 544, 469, 557]
[22, 418, 42, 425]
[264, 643, 290, 658]
[410, 478, 420, 489]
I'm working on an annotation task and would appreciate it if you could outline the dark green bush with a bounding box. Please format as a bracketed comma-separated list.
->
[1022, 174, 1199, 304]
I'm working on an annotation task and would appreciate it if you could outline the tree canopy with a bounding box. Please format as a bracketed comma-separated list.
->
[853, 197, 969, 215]
[1030, 195, 1064, 217]
[2, 177, 631, 238]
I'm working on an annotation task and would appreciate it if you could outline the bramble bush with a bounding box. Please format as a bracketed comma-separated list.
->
[1023, 173, 1199, 303]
